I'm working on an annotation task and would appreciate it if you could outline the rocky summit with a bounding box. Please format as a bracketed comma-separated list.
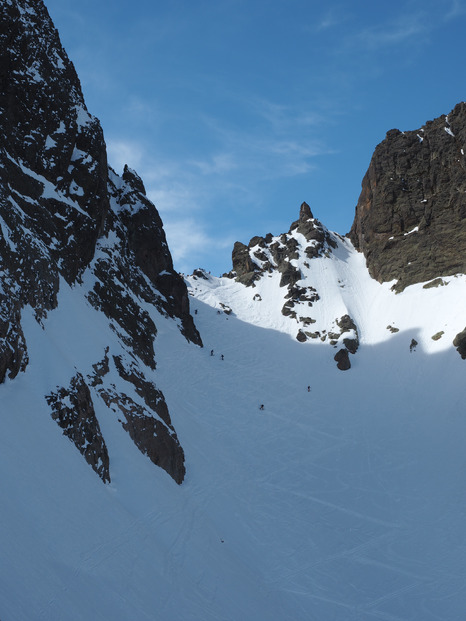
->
[0, 0, 201, 484]
[221, 202, 360, 369]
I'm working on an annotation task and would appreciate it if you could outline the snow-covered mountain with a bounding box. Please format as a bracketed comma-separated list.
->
[1, 1, 466, 620]
[189, 201, 466, 370]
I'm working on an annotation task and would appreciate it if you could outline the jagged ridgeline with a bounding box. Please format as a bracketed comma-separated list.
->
[215, 202, 360, 370]
[0, 0, 201, 483]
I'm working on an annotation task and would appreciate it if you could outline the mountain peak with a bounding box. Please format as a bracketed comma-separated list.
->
[299, 201, 313, 221]
[122, 164, 146, 195]
[229, 203, 337, 287]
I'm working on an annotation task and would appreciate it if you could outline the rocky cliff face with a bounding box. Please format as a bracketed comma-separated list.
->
[349, 102, 466, 291]
[0, 0, 201, 483]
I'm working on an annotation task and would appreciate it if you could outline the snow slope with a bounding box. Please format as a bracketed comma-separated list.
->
[1, 241, 466, 620]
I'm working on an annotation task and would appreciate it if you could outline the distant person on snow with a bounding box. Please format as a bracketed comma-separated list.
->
[307, 385, 311, 392]
[221, 354, 224, 360]
[259, 404, 264, 410]
[210, 349, 214, 356]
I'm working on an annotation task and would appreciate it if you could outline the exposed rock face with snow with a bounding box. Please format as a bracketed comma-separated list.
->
[0, 0, 200, 483]
[198, 203, 360, 368]
[349, 102, 466, 291]
[191, 194, 464, 369]
[46, 373, 110, 483]
[232, 202, 338, 289]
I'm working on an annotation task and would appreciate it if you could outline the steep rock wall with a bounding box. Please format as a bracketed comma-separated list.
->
[0, 0, 200, 483]
[349, 102, 466, 291]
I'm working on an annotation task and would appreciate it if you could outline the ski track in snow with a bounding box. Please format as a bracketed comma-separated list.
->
[1, 245, 466, 619]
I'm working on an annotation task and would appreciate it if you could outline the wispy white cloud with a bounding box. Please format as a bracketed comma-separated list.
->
[342, 1, 466, 55]
[161, 216, 234, 275]
[105, 138, 239, 272]
[123, 96, 157, 119]
[161, 217, 213, 268]
[147, 185, 196, 214]
[355, 19, 426, 50]
[106, 139, 144, 173]
[198, 102, 329, 182]
[444, 0, 466, 20]
[253, 99, 324, 131]
[188, 153, 238, 176]
[314, 6, 348, 32]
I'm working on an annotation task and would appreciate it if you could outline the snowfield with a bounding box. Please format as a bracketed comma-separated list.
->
[1, 239, 466, 620]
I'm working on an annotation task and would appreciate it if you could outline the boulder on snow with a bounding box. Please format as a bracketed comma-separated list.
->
[296, 330, 307, 343]
[334, 349, 351, 371]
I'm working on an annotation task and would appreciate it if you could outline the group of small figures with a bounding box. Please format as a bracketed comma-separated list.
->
[209, 349, 312, 411]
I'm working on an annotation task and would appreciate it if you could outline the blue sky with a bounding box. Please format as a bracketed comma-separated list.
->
[45, 0, 466, 275]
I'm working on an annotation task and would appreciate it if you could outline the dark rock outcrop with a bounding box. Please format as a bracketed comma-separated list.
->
[0, 0, 109, 381]
[98, 385, 185, 484]
[334, 349, 351, 371]
[0, 298, 28, 382]
[230, 202, 338, 290]
[114, 166, 201, 346]
[281, 285, 319, 320]
[290, 202, 337, 255]
[46, 374, 110, 483]
[349, 103, 466, 291]
[296, 330, 307, 343]
[453, 328, 466, 359]
[232, 241, 262, 286]
[336, 315, 359, 354]
[192, 268, 209, 280]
